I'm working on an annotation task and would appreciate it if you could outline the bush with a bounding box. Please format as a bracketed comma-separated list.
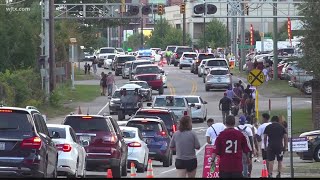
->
[49, 89, 63, 108]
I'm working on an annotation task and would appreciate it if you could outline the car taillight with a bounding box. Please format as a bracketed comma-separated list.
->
[20, 136, 41, 149]
[103, 134, 118, 144]
[56, 144, 72, 152]
[172, 125, 177, 132]
[128, 142, 141, 147]
[184, 111, 188, 116]
[157, 131, 167, 137]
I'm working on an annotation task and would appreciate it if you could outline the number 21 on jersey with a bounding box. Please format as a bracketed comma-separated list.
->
[225, 140, 238, 153]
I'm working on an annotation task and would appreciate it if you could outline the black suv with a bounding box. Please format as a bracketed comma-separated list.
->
[171, 46, 194, 67]
[113, 55, 136, 76]
[134, 107, 179, 137]
[0, 106, 58, 177]
[62, 114, 128, 178]
[191, 53, 215, 74]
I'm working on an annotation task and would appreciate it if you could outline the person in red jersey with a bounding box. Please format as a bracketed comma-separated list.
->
[211, 115, 251, 178]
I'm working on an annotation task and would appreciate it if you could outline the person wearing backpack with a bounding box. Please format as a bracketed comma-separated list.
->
[236, 115, 254, 178]
[205, 118, 226, 145]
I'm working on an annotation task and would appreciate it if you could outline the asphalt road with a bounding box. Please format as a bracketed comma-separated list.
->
[49, 62, 311, 178]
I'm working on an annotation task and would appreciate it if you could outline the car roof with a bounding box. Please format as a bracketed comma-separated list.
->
[129, 80, 148, 84]
[0, 106, 41, 114]
[65, 114, 108, 119]
[120, 84, 142, 89]
[210, 67, 229, 70]
[136, 64, 158, 68]
[198, 53, 214, 55]
[206, 58, 227, 61]
[128, 117, 163, 123]
[116, 55, 135, 57]
[47, 124, 70, 129]
[133, 59, 151, 63]
[183, 95, 200, 98]
[119, 126, 138, 132]
[182, 52, 197, 54]
[154, 95, 186, 98]
[138, 107, 171, 112]
[100, 47, 115, 49]
[176, 46, 191, 48]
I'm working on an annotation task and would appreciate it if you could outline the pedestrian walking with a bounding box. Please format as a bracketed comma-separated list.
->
[219, 93, 232, 124]
[262, 66, 270, 82]
[264, 116, 288, 178]
[84, 62, 88, 74]
[238, 80, 245, 92]
[205, 118, 226, 145]
[100, 72, 106, 96]
[211, 115, 251, 178]
[256, 113, 271, 171]
[106, 72, 115, 97]
[169, 116, 201, 178]
[92, 56, 98, 75]
[245, 96, 255, 116]
[244, 84, 253, 98]
[236, 115, 254, 178]
[87, 63, 91, 74]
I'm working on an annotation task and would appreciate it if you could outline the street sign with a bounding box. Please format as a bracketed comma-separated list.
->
[239, 45, 255, 49]
[264, 37, 272, 39]
[247, 69, 265, 86]
[288, 137, 308, 152]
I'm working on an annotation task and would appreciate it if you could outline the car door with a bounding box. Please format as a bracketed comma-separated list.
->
[34, 113, 57, 175]
[69, 127, 85, 173]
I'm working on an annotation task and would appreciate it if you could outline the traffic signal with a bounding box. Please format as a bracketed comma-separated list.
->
[207, 4, 217, 14]
[128, 5, 139, 16]
[158, 4, 164, 15]
[244, 4, 249, 15]
[142, 5, 151, 15]
[193, 4, 205, 14]
[180, 3, 186, 14]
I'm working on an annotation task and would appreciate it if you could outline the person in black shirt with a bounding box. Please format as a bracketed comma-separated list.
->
[244, 85, 253, 98]
[219, 93, 232, 124]
[264, 116, 288, 178]
[238, 80, 245, 92]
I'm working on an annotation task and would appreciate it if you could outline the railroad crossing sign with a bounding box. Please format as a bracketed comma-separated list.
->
[247, 69, 265, 86]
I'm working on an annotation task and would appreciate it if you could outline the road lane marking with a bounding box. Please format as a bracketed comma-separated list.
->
[97, 102, 109, 115]
[193, 80, 198, 95]
[167, 82, 174, 95]
[171, 76, 197, 95]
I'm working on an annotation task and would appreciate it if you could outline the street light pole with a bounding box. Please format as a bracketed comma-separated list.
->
[182, 0, 186, 46]
[203, 0, 206, 50]
[273, 0, 278, 80]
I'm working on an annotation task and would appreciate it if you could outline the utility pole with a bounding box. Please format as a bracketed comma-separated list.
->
[203, 0, 206, 50]
[182, 0, 186, 46]
[240, 0, 245, 71]
[273, 0, 278, 80]
[231, 1, 237, 58]
[260, 3, 265, 52]
[140, 17, 144, 48]
[49, 0, 56, 92]
[44, 0, 50, 101]
[226, 3, 229, 49]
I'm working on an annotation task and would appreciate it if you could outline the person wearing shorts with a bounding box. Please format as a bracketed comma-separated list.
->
[256, 113, 271, 169]
[170, 116, 201, 178]
[264, 116, 288, 178]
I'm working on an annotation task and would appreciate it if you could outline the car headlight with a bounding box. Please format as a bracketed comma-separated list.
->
[156, 74, 161, 80]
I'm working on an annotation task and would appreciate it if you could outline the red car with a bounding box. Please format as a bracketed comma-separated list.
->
[133, 64, 164, 95]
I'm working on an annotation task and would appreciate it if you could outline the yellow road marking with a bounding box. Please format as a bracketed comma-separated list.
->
[171, 76, 198, 95]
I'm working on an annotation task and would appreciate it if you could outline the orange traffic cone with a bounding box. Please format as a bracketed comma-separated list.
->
[106, 169, 113, 178]
[260, 160, 269, 178]
[146, 159, 154, 178]
[78, 106, 82, 114]
[130, 162, 137, 178]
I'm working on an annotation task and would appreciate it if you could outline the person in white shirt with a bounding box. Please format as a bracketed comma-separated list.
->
[207, 47, 212, 54]
[205, 118, 226, 145]
[256, 113, 271, 172]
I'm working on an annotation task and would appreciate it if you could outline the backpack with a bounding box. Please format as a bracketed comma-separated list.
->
[237, 126, 253, 151]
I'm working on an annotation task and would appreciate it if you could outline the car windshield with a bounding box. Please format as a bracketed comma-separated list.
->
[121, 129, 136, 138]
[127, 121, 161, 133]
[48, 127, 67, 139]
[133, 61, 152, 69]
[167, 47, 176, 52]
[199, 54, 215, 60]
[64, 117, 110, 132]
[183, 54, 196, 58]
[0, 111, 33, 134]
[207, 60, 227, 67]
[100, 48, 115, 53]
[210, 70, 228, 75]
[177, 47, 193, 53]
[112, 90, 135, 98]
[130, 82, 149, 89]
[125, 62, 132, 68]
[117, 48, 124, 52]
[136, 66, 159, 74]
[154, 97, 186, 107]
[118, 56, 136, 63]
[135, 111, 173, 127]
[108, 55, 115, 59]
[186, 97, 199, 104]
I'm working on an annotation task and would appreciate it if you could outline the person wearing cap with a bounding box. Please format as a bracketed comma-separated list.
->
[236, 115, 254, 178]
[219, 93, 232, 124]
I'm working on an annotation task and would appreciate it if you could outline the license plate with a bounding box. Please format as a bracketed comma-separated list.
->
[0, 142, 5, 150]
[80, 136, 91, 142]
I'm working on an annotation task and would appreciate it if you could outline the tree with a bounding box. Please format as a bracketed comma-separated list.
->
[127, 33, 149, 51]
[298, 0, 320, 129]
[198, 19, 229, 49]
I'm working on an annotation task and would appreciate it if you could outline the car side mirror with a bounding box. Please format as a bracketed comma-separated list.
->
[51, 131, 60, 139]
[190, 103, 196, 107]
[80, 140, 89, 147]
[147, 102, 152, 107]
[203, 101, 207, 104]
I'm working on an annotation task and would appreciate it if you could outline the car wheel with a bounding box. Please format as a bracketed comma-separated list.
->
[137, 156, 146, 173]
[112, 165, 121, 178]
[121, 159, 127, 176]
[199, 118, 204, 123]
[118, 111, 125, 120]
[179, 65, 182, 69]
[205, 86, 210, 92]
[303, 84, 312, 95]
[162, 151, 171, 167]
[159, 86, 164, 95]
[313, 145, 320, 162]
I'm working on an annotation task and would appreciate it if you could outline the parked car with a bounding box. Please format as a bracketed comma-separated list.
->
[47, 124, 86, 178]
[126, 81, 153, 101]
[97, 47, 117, 67]
[185, 95, 208, 123]
[290, 71, 313, 95]
[119, 126, 149, 172]
[62, 114, 128, 178]
[129, 60, 153, 81]
[201, 58, 229, 78]
[297, 130, 320, 161]
[171, 46, 193, 66]
[132, 64, 165, 95]
[126, 117, 173, 167]
[113, 55, 136, 76]
[191, 53, 215, 74]
[205, 67, 233, 91]
[0, 106, 58, 177]
[134, 107, 179, 137]
[122, 61, 133, 79]
[103, 54, 116, 69]
[179, 52, 197, 69]
[149, 95, 192, 120]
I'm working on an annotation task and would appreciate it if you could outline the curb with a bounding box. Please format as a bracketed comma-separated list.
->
[283, 167, 320, 174]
